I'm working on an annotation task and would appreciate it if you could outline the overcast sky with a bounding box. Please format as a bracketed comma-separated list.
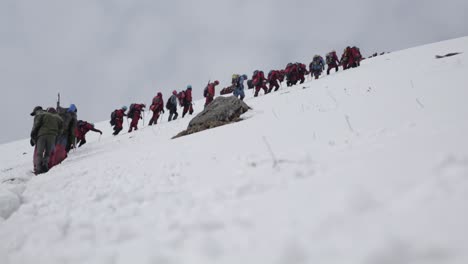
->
[1, 0, 467, 144]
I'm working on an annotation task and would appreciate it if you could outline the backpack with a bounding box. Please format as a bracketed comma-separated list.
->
[110, 110, 117, 126]
[247, 79, 254, 89]
[311, 57, 322, 70]
[326, 54, 332, 64]
[77, 120, 85, 129]
[259, 71, 265, 79]
[127, 104, 135, 118]
[312, 61, 322, 70]
[232, 74, 240, 87]
[179, 91, 186, 99]
[203, 85, 209, 97]
[166, 97, 175, 110]
[77, 120, 90, 133]
[178, 91, 186, 105]
[152, 96, 160, 105]
[298, 64, 306, 74]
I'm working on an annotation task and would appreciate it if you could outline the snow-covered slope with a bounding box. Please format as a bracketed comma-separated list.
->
[1, 37, 468, 264]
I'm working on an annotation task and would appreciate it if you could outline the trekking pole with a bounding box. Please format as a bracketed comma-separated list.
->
[57, 92, 61, 109]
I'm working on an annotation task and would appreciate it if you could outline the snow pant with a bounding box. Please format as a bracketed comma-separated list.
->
[148, 111, 160, 125]
[254, 84, 268, 97]
[205, 96, 214, 108]
[349, 60, 360, 68]
[182, 102, 193, 118]
[268, 80, 280, 92]
[34, 134, 56, 174]
[347, 58, 356, 69]
[286, 76, 298, 87]
[327, 63, 339, 75]
[168, 107, 178, 121]
[65, 135, 74, 152]
[129, 116, 140, 132]
[342, 60, 349, 70]
[312, 69, 322, 79]
[355, 58, 361, 67]
[113, 119, 123, 135]
[49, 135, 68, 168]
[233, 88, 245, 100]
[299, 75, 305, 84]
[247, 80, 254, 89]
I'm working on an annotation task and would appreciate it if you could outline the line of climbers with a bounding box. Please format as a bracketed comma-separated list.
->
[220, 46, 362, 97]
[109, 84, 197, 135]
[30, 46, 363, 174]
[109, 46, 362, 135]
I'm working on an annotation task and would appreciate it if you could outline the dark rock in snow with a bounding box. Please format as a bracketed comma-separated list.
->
[435, 52, 462, 59]
[173, 96, 251, 138]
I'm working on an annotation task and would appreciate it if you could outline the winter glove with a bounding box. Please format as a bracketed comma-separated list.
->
[30, 138, 35, 147]
[99, 131, 103, 135]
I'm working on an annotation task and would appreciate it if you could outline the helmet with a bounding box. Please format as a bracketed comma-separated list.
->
[122, 106, 128, 111]
[67, 104, 77, 113]
[172, 90, 177, 95]
[214, 80, 219, 85]
[157, 92, 162, 96]
[141, 104, 146, 108]
[30, 106, 43, 116]
[242, 74, 248, 79]
[187, 84, 192, 89]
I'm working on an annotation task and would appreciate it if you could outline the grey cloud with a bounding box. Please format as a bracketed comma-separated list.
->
[1, 0, 467, 143]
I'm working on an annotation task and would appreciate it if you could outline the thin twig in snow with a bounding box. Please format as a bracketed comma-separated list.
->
[345, 115, 355, 133]
[272, 109, 279, 119]
[416, 98, 425, 108]
[262, 136, 279, 168]
[327, 91, 339, 109]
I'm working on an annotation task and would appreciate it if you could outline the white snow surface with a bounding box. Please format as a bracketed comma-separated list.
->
[1, 37, 468, 264]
